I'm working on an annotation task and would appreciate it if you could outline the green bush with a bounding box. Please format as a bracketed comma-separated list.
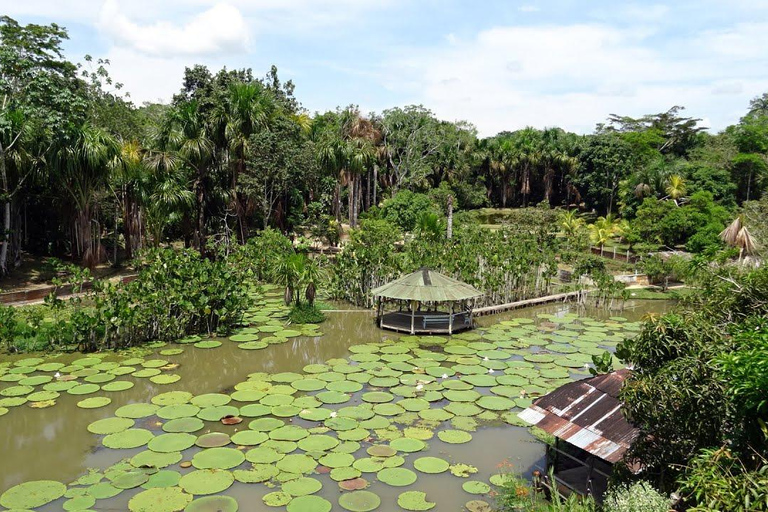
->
[379, 190, 438, 231]
[603, 481, 670, 512]
[288, 303, 326, 324]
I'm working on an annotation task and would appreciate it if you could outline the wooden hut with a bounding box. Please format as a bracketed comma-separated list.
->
[518, 369, 640, 500]
[372, 268, 483, 335]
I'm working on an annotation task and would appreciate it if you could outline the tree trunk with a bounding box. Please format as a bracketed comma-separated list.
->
[447, 194, 453, 240]
[373, 165, 378, 206]
[0, 143, 10, 276]
[501, 180, 507, 208]
[347, 172, 355, 228]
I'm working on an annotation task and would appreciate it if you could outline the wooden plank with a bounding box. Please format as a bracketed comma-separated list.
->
[473, 290, 583, 317]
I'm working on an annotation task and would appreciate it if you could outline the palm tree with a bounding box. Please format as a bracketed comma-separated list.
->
[159, 101, 214, 255]
[111, 139, 149, 261]
[589, 215, 619, 255]
[54, 124, 118, 266]
[720, 215, 757, 261]
[665, 174, 687, 205]
[559, 209, 584, 237]
[222, 82, 277, 242]
[301, 257, 325, 307]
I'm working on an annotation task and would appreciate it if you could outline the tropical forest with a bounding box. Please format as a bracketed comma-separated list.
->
[0, 10, 766, 512]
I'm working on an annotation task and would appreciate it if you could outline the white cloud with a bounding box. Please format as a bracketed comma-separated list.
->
[390, 23, 768, 136]
[98, 0, 249, 57]
[518, 5, 540, 13]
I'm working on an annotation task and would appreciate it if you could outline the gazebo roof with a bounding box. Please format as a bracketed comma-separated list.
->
[371, 269, 483, 302]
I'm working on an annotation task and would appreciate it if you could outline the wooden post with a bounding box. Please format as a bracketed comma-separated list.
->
[410, 300, 416, 334]
[377, 297, 383, 328]
[448, 301, 454, 334]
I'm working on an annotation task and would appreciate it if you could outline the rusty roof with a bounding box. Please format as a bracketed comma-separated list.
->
[518, 369, 639, 464]
[371, 268, 483, 302]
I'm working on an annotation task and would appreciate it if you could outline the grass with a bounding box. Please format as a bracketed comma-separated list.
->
[626, 287, 694, 300]
[288, 303, 326, 324]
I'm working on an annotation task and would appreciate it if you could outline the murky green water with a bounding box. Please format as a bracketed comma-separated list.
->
[0, 298, 671, 511]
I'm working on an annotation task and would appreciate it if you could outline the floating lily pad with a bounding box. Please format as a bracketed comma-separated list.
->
[397, 491, 435, 511]
[111, 469, 151, 489]
[262, 491, 292, 506]
[462, 481, 491, 495]
[282, 476, 322, 496]
[63, 494, 97, 510]
[77, 396, 112, 409]
[319, 452, 355, 468]
[150, 374, 181, 385]
[0, 480, 67, 509]
[103, 380, 135, 392]
[338, 490, 381, 512]
[162, 417, 204, 434]
[195, 432, 231, 448]
[192, 447, 245, 470]
[87, 481, 121, 499]
[184, 495, 238, 512]
[413, 456, 450, 474]
[179, 469, 234, 495]
[276, 454, 317, 474]
[286, 495, 332, 512]
[194, 340, 222, 349]
[230, 430, 268, 446]
[449, 463, 478, 477]
[389, 437, 426, 453]
[128, 486, 192, 512]
[465, 500, 492, 512]
[245, 446, 283, 464]
[234, 464, 280, 483]
[197, 405, 239, 422]
[142, 470, 182, 489]
[88, 417, 134, 435]
[103, 428, 154, 449]
[437, 430, 473, 444]
[377, 467, 417, 487]
[116, 403, 161, 419]
[297, 434, 338, 452]
[158, 404, 200, 420]
[152, 391, 193, 406]
[131, 450, 183, 469]
[148, 433, 196, 453]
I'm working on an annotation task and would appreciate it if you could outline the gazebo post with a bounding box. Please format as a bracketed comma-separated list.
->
[410, 300, 416, 334]
[376, 297, 383, 328]
[448, 301, 454, 334]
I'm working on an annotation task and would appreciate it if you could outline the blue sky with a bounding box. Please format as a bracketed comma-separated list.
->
[4, 0, 768, 136]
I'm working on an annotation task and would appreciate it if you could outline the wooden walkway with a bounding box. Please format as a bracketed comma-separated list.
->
[473, 290, 584, 317]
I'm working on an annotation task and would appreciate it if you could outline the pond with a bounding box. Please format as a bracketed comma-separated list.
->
[0, 290, 672, 511]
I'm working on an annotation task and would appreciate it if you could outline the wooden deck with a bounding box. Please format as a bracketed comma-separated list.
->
[378, 311, 473, 334]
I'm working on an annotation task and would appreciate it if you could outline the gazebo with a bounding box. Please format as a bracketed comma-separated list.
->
[371, 268, 483, 334]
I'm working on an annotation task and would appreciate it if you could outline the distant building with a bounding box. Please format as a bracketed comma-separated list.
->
[519, 369, 639, 499]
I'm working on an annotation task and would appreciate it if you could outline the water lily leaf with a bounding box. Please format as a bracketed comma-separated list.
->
[270, 425, 309, 441]
[318, 452, 354, 468]
[193, 340, 222, 349]
[377, 467, 417, 487]
[103, 428, 154, 449]
[338, 490, 381, 512]
[148, 433, 196, 453]
[141, 469, 182, 489]
[128, 486, 192, 512]
[297, 434, 338, 452]
[262, 491, 292, 506]
[102, 380, 135, 392]
[197, 405, 239, 422]
[286, 495, 332, 512]
[462, 481, 491, 495]
[389, 437, 425, 453]
[179, 469, 234, 495]
[184, 495, 238, 512]
[437, 430, 473, 444]
[0, 480, 66, 509]
[111, 469, 151, 489]
[249, 417, 284, 432]
[77, 396, 112, 409]
[276, 454, 317, 474]
[130, 450, 183, 469]
[63, 494, 96, 511]
[449, 463, 478, 477]
[88, 417, 134, 435]
[245, 446, 284, 464]
[150, 374, 181, 385]
[195, 432, 231, 448]
[152, 391, 193, 406]
[465, 500, 492, 512]
[158, 404, 201, 420]
[397, 491, 435, 511]
[67, 383, 100, 395]
[86, 481, 121, 499]
[192, 447, 245, 470]
[413, 456, 450, 474]
[230, 430, 268, 446]
[234, 463, 279, 483]
[282, 476, 322, 496]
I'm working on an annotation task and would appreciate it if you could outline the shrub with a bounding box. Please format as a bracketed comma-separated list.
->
[288, 303, 326, 324]
[603, 481, 670, 512]
[379, 190, 438, 231]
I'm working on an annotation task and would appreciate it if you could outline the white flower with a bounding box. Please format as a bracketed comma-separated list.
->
[415, 384, 424, 391]
[441, 374, 448, 379]
[488, 369, 495, 374]
[483, 357, 489, 361]
[54, 372, 61, 378]
[330, 411, 337, 418]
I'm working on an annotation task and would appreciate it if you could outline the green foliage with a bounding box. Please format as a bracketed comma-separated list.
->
[677, 447, 768, 511]
[378, 190, 438, 231]
[602, 481, 670, 512]
[288, 303, 326, 324]
[589, 351, 613, 376]
[229, 228, 295, 282]
[617, 266, 768, 498]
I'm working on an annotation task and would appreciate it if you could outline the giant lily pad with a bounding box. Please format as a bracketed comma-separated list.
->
[103, 428, 154, 449]
[184, 495, 238, 512]
[437, 430, 473, 444]
[397, 491, 436, 511]
[282, 476, 323, 496]
[389, 437, 426, 453]
[286, 495, 332, 512]
[148, 433, 196, 453]
[234, 464, 280, 483]
[195, 432, 231, 448]
[131, 450, 183, 469]
[128, 486, 193, 512]
[0, 480, 67, 509]
[191, 447, 245, 470]
[338, 490, 381, 512]
[462, 481, 491, 495]
[376, 467, 417, 486]
[276, 454, 317, 474]
[179, 469, 234, 495]
[88, 417, 135, 435]
[77, 396, 112, 409]
[413, 457, 450, 474]
[116, 403, 159, 418]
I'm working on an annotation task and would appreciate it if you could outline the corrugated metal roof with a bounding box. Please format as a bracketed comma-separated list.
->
[518, 369, 639, 465]
[371, 268, 484, 302]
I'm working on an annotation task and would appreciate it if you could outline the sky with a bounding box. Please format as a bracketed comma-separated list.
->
[4, 0, 768, 136]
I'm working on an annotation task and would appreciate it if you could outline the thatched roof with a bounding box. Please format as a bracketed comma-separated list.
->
[371, 269, 483, 302]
